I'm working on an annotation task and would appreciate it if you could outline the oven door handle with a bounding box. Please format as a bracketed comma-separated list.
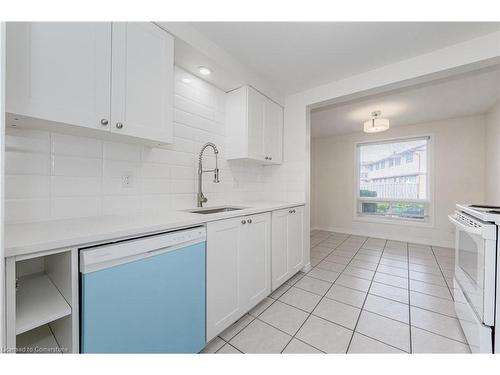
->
[448, 214, 483, 236]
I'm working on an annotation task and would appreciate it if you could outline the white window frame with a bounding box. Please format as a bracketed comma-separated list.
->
[354, 135, 434, 227]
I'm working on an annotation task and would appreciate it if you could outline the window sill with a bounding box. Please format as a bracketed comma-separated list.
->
[354, 214, 434, 228]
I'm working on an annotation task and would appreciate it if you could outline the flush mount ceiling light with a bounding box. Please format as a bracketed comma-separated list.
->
[198, 66, 212, 76]
[363, 110, 390, 133]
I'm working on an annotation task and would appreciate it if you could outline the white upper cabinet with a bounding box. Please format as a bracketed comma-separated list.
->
[226, 85, 283, 164]
[110, 23, 173, 144]
[6, 22, 173, 146]
[271, 206, 304, 290]
[6, 22, 112, 131]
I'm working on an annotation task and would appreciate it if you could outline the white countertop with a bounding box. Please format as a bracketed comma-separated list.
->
[5, 201, 305, 258]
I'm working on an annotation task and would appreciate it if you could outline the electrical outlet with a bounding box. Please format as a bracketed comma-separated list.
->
[122, 174, 133, 188]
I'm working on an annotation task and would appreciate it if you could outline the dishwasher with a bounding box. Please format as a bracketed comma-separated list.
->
[79, 226, 206, 353]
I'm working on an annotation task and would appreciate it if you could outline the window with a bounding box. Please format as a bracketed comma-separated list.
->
[357, 136, 430, 221]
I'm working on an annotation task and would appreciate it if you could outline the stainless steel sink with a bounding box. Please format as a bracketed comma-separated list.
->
[188, 206, 246, 214]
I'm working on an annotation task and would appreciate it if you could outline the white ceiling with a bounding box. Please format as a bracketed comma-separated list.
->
[189, 22, 500, 95]
[310, 67, 500, 138]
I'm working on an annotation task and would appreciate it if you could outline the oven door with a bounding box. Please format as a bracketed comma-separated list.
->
[449, 212, 497, 325]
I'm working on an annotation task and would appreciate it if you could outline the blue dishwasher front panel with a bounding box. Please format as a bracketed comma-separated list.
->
[81, 241, 206, 353]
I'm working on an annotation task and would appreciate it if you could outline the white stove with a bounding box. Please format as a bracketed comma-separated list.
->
[449, 204, 500, 353]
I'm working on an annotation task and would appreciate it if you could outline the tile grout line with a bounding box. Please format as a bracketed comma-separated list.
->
[407, 241, 413, 353]
[280, 233, 354, 353]
[430, 245, 455, 302]
[304, 234, 373, 353]
[345, 238, 390, 353]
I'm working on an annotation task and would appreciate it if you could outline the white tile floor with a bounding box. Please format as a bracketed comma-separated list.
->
[201, 230, 471, 354]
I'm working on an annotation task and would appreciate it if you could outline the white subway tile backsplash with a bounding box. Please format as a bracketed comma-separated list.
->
[103, 141, 142, 162]
[51, 133, 102, 158]
[4, 66, 288, 224]
[6, 128, 50, 153]
[6, 151, 50, 175]
[102, 195, 142, 216]
[6, 198, 51, 223]
[51, 176, 101, 197]
[102, 177, 141, 196]
[142, 194, 172, 212]
[102, 160, 142, 178]
[141, 178, 171, 195]
[51, 197, 102, 220]
[6, 175, 50, 199]
[53, 155, 102, 177]
[141, 163, 170, 179]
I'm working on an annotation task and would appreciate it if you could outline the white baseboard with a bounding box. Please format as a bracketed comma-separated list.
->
[312, 224, 454, 248]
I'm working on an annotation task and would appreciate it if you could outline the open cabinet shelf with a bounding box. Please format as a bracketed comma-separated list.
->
[5, 248, 79, 353]
[16, 274, 72, 335]
[16, 324, 62, 354]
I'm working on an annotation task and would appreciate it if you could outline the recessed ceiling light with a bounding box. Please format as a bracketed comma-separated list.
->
[363, 111, 390, 133]
[198, 66, 212, 76]
[182, 78, 191, 84]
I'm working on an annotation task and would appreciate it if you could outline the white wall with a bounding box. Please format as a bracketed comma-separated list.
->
[485, 101, 500, 205]
[311, 115, 487, 247]
[1, 22, 6, 351]
[4, 67, 273, 224]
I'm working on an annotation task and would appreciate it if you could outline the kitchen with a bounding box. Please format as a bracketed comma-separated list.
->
[1, 9, 500, 368]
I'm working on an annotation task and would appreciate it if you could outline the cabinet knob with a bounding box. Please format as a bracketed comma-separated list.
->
[100, 119, 109, 126]
[247, 219, 252, 224]
[265, 156, 269, 160]
[289, 210, 293, 214]
[115, 122, 124, 129]
[269, 156, 272, 160]
[241, 220, 246, 224]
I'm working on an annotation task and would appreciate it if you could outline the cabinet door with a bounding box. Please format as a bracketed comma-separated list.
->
[206, 218, 241, 341]
[239, 213, 271, 311]
[111, 23, 174, 144]
[271, 209, 289, 290]
[288, 206, 304, 273]
[264, 98, 283, 164]
[247, 86, 266, 161]
[6, 22, 112, 130]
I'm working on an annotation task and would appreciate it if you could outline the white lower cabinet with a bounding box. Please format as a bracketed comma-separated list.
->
[206, 213, 271, 341]
[271, 206, 305, 290]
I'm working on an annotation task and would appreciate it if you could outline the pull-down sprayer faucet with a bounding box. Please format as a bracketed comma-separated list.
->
[197, 142, 220, 207]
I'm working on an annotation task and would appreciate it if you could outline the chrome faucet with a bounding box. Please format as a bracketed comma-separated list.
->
[197, 142, 220, 207]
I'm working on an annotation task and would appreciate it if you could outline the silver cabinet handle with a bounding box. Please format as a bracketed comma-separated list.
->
[116, 122, 123, 129]
[100, 119, 109, 126]
[247, 218, 252, 224]
[241, 220, 246, 224]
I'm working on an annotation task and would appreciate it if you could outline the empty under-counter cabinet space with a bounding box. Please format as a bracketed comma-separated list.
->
[225, 85, 283, 164]
[5, 22, 174, 146]
[5, 249, 79, 354]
